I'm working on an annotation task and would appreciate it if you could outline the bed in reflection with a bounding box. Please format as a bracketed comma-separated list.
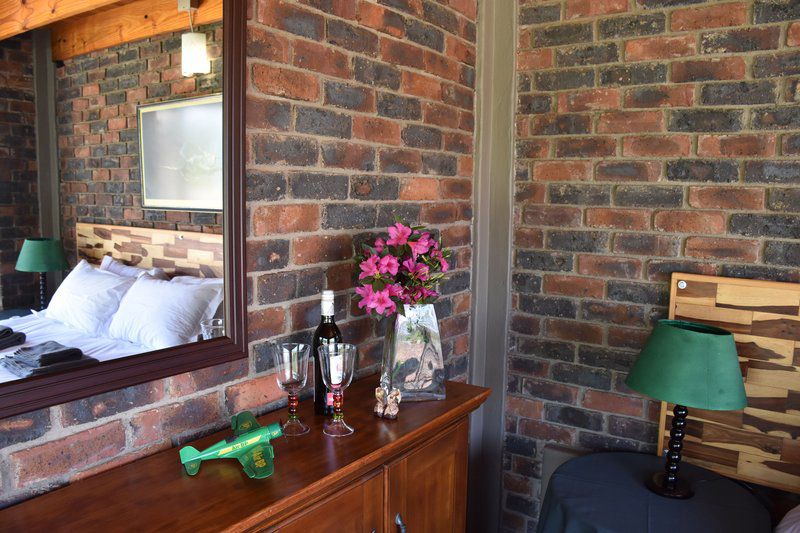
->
[0, 223, 224, 383]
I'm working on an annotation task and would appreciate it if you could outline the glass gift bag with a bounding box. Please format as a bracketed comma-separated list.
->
[380, 304, 446, 401]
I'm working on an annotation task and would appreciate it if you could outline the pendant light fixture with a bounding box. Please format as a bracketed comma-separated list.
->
[179, 0, 210, 77]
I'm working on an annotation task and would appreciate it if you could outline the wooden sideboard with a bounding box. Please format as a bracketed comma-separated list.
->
[0, 379, 490, 532]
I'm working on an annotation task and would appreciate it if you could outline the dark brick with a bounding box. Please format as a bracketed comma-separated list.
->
[730, 214, 800, 239]
[376, 203, 421, 227]
[531, 114, 591, 136]
[721, 263, 800, 283]
[578, 431, 641, 452]
[666, 160, 739, 183]
[580, 300, 646, 326]
[377, 93, 422, 120]
[609, 416, 658, 442]
[256, 271, 297, 304]
[324, 203, 377, 229]
[638, 0, 705, 5]
[600, 64, 666, 86]
[509, 356, 548, 376]
[401, 125, 442, 149]
[321, 143, 375, 171]
[422, 153, 457, 175]
[0, 409, 50, 447]
[422, 0, 459, 33]
[577, 345, 637, 373]
[505, 433, 537, 456]
[246, 171, 286, 202]
[519, 4, 561, 25]
[668, 109, 742, 132]
[327, 19, 379, 54]
[614, 185, 683, 207]
[295, 107, 351, 138]
[405, 20, 444, 51]
[556, 44, 619, 67]
[745, 162, 800, 184]
[546, 230, 608, 253]
[534, 69, 595, 91]
[783, 134, 800, 154]
[701, 27, 781, 54]
[545, 404, 603, 431]
[599, 13, 665, 38]
[519, 295, 577, 318]
[768, 188, 800, 211]
[614, 234, 681, 256]
[532, 23, 593, 47]
[753, 51, 800, 78]
[512, 271, 543, 295]
[607, 281, 667, 306]
[764, 241, 800, 267]
[516, 339, 574, 362]
[552, 362, 612, 390]
[516, 250, 574, 272]
[754, 0, 800, 23]
[549, 184, 611, 206]
[269, 2, 324, 39]
[353, 57, 401, 89]
[324, 82, 373, 111]
[556, 137, 616, 158]
[701, 81, 777, 105]
[596, 162, 657, 182]
[440, 270, 470, 294]
[252, 135, 318, 166]
[289, 172, 349, 199]
[752, 107, 800, 129]
[349, 175, 399, 200]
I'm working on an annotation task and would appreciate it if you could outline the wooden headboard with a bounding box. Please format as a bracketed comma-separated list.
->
[661, 272, 800, 493]
[76, 222, 223, 278]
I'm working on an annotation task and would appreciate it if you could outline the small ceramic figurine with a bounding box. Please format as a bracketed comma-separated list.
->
[374, 387, 387, 418]
[383, 388, 402, 420]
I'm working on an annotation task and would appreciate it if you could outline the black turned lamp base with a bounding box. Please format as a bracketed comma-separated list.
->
[646, 472, 694, 499]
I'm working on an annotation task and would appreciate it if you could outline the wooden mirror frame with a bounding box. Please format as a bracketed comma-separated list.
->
[0, 0, 247, 419]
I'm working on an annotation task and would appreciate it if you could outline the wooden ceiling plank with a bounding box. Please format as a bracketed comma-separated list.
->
[0, 0, 122, 41]
[51, 0, 222, 61]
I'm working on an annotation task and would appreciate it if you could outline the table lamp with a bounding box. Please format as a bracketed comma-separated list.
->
[625, 319, 746, 499]
[15, 238, 69, 311]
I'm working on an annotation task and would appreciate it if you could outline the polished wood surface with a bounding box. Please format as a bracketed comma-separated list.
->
[0, 0, 120, 40]
[77, 222, 224, 278]
[51, 0, 223, 61]
[0, 379, 489, 532]
[661, 272, 800, 494]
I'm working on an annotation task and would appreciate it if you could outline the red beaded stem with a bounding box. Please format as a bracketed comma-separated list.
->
[288, 393, 299, 420]
[333, 389, 343, 420]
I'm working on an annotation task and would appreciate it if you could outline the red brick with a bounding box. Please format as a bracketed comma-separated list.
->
[790, 23, 800, 47]
[380, 149, 422, 173]
[559, 88, 620, 112]
[688, 186, 765, 210]
[547, 318, 604, 344]
[671, 2, 748, 31]
[401, 71, 443, 100]
[293, 234, 353, 264]
[543, 274, 604, 298]
[506, 395, 543, 419]
[381, 38, 424, 69]
[424, 51, 460, 83]
[518, 419, 575, 444]
[697, 135, 776, 157]
[625, 35, 695, 61]
[357, 1, 405, 37]
[582, 390, 643, 417]
[672, 58, 746, 83]
[578, 255, 642, 279]
[300, 0, 356, 19]
[514, 228, 544, 249]
[654, 211, 725, 234]
[622, 135, 691, 157]
[293, 40, 351, 78]
[586, 208, 651, 230]
[353, 116, 401, 145]
[225, 374, 285, 413]
[252, 64, 319, 102]
[252, 204, 319, 236]
[423, 102, 460, 129]
[533, 161, 591, 182]
[566, 0, 627, 18]
[400, 177, 439, 200]
[515, 183, 546, 204]
[130, 394, 221, 447]
[517, 49, 552, 71]
[504, 472, 533, 495]
[247, 307, 286, 341]
[686, 237, 760, 262]
[11, 422, 126, 488]
[623, 85, 694, 108]
[326, 262, 355, 291]
[597, 111, 662, 134]
[441, 178, 472, 199]
[446, 35, 476, 66]
[448, 0, 477, 20]
[421, 202, 459, 224]
[517, 139, 549, 159]
[441, 224, 471, 246]
[608, 326, 651, 350]
[169, 361, 248, 397]
[522, 205, 582, 227]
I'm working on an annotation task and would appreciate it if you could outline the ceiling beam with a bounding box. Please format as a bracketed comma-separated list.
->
[0, 0, 121, 41]
[51, 0, 222, 61]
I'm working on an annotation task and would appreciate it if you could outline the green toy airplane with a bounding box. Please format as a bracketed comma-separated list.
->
[179, 411, 283, 479]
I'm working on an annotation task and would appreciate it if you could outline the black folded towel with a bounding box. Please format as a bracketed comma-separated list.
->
[0, 326, 12, 339]
[0, 332, 25, 351]
[0, 355, 98, 378]
[13, 341, 82, 366]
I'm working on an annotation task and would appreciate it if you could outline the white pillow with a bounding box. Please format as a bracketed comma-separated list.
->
[100, 255, 169, 280]
[108, 274, 223, 349]
[46, 260, 135, 336]
[171, 276, 225, 320]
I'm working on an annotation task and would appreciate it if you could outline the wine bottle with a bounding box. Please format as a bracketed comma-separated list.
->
[313, 290, 342, 416]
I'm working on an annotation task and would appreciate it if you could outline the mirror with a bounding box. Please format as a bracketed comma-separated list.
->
[0, 0, 246, 416]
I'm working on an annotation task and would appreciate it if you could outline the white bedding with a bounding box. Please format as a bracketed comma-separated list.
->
[0, 311, 148, 384]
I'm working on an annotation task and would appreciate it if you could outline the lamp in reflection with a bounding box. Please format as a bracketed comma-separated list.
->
[15, 238, 69, 311]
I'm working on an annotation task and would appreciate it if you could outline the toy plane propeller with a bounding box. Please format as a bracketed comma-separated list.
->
[179, 411, 283, 479]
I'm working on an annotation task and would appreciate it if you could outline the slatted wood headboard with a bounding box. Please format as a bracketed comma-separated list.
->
[660, 272, 800, 493]
[76, 222, 223, 278]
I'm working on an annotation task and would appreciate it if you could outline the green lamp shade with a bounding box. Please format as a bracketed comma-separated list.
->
[15, 238, 69, 273]
[625, 320, 747, 411]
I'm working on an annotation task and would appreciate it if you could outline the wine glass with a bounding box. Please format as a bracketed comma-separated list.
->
[318, 343, 357, 437]
[271, 343, 311, 436]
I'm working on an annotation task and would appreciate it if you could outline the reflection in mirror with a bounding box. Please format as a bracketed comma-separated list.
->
[0, 1, 224, 384]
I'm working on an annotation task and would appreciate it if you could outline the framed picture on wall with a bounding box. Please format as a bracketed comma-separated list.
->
[138, 94, 223, 212]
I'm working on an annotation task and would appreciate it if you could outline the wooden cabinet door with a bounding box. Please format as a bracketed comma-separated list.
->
[386, 420, 469, 532]
[275, 470, 384, 532]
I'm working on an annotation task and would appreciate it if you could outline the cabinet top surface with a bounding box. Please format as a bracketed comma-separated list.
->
[0, 379, 489, 532]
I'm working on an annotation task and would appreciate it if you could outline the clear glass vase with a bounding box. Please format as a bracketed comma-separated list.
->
[380, 304, 446, 402]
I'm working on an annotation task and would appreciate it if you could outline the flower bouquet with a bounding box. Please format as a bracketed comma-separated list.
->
[355, 222, 451, 404]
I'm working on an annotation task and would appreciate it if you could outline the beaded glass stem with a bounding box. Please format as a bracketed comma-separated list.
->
[319, 343, 356, 437]
[271, 343, 311, 437]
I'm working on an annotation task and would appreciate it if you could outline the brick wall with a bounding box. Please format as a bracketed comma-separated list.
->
[504, 0, 800, 529]
[56, 23, 224, 262]
[0, 34, 39, 310]
[0, 0, 476, 507]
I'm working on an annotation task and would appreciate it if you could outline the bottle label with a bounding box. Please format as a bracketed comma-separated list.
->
[321, 301, 335, 317]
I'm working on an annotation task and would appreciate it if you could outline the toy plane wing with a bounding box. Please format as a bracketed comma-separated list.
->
[231, 411, 260, 436]
[237, 443, 275, 479]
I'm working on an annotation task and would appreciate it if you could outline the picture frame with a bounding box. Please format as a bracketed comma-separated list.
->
[138, 94, 223, 212]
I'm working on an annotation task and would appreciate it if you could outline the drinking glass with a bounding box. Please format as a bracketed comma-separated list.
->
[318, 343, 356, 437]
[200, 318, 225, 339]
[271, 343, 311, 436]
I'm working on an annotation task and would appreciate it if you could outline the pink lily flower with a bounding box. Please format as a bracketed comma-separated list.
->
[386, 223, 412, 246]
[374, 237, 385, 253]
[355, 285, 376, 310]
[358, 254, 380, 280]
[402, 258, 430, 282]
[372, 289, 396, 316]
[408, 232, 433, 257]
[378, 255, 399, 276]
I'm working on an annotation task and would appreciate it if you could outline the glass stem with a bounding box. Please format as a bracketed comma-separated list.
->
[332, 389, 343, 422]
[288, 392, 299, 421]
